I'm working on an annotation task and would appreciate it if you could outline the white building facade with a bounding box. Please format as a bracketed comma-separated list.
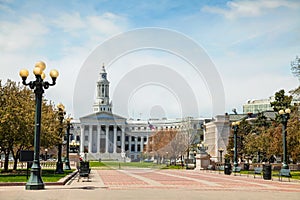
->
[71, 66, 205, 161]
[203, 115, 231, 162]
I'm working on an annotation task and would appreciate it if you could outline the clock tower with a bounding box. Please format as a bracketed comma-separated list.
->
[93, 65, 112, 113]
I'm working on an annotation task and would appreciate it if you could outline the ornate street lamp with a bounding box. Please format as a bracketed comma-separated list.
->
[218, 148, 224, 163]
[19, 61, 59, 190]
[64, 117, 72, 170]
[279, 108, 291, 169]
[55, 103, 65, 174]
[232, 121, 240, 171]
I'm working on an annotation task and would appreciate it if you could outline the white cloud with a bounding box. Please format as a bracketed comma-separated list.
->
[0, 14, 48, 52]
[0, 10, 129, 117]
[202, 0, 300, 19]
[87, 13, 126, 36]
[52, 12, 85, 33]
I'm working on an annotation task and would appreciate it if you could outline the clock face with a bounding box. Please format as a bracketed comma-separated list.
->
[102, 74, 106, 78]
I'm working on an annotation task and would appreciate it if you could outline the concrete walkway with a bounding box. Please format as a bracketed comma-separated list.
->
[0, 169, 299, 200]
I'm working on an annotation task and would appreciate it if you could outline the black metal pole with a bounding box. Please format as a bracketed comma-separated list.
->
[233, 124, 238, 171]
[25, 76, 44, 190]
[64, 121, 71, 170]
[55, 111, 64, 174]
[220, 150, 223, 163]
[281, 114, 289, 169]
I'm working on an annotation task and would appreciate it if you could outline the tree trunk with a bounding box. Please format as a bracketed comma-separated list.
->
[4, 149, 9, 171]
[12, 150, 20, 170]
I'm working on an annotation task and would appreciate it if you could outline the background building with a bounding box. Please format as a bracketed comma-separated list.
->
[243, 97, 274, 114]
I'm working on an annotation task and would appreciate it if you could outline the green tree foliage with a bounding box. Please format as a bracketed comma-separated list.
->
[0, 80, 35, 170]
[0, 80, 61, 170]
[241, 89, 299, 163]
[227, 119, 252, 162]
[286, 107, 300, 163]
[270, 89, 292, 112]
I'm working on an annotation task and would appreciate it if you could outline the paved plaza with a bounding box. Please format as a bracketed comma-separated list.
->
[0, 169, 300, 200]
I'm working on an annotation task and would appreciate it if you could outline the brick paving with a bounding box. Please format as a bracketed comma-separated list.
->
[94, 169, 300, 192]
[0, 169, 300, 200]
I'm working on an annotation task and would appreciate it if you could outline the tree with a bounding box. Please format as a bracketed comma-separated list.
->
[146, 128, 194, 164]
[40, 101, 62, 149]
[270, 89, 292, 113]
[227, 119, 252, 162]
[0, 80, 62, 170]
[286, 106, 300, 163]
[0, 80, 35, 171]
[147, 130, 177, 163]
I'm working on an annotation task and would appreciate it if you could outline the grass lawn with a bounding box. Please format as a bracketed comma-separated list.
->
[0, 169, 74, 182]
[90, 160, 170, 169]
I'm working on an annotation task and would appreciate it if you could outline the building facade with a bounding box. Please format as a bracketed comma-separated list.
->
[243, 96, 300, 114]
[243, 97, 274, 114]
[203, 115, 231, 162]
[71, 66, 206, 161]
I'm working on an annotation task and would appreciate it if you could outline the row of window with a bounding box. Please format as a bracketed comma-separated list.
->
[84, 135, 148, 143]
[127, 124, 198, 131]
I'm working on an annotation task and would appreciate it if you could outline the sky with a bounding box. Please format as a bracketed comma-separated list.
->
[0, 0, 299, 120]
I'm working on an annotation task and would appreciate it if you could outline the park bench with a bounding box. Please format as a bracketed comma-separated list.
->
[78, 161, 91, 182]
[277, 169, 292, 182]
[218, 165, 224, 174]
[233, 166, 242, 176]
[207, 165, 215, 171]
[248, 167, 263, 178]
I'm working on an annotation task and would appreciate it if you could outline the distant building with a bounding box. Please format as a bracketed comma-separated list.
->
[203, 111, 277, 162]
[243, 96, 300, 114]
[243, 97, 274, 114]
[203, 115, 231, 162]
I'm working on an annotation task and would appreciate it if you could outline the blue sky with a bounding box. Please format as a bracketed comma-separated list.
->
[0, 0, 299, 119]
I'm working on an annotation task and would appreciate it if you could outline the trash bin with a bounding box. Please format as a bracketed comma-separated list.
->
[263, 164, 272, 180]
[224, 163, 232, 175]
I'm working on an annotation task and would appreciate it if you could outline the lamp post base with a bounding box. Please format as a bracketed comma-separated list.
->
[55, 161, 64, 174]
[64, 159, 71, 170]
[25, 182, 45, 190]
[25, 165, 44, 190]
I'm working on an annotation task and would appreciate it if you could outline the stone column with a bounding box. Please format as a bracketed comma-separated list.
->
[88, 125, 92, 153]
[135, 137, 138, 153]
[129, 135, 132, 153]
[80, 125, 84, 153]
[140, 136, 144, 153]
[121, 127, 125, 152]
[105, 125, 109, 153]
[97, 125, 101, 153]
[146, 135, 149, 154]
[113, 126, 117, 153]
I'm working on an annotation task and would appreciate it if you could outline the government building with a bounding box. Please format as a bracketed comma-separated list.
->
[70, 66, 207, 161]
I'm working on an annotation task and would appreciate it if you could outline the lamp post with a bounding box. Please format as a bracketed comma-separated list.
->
[218, 148, 224, 163]
[64, 117, 72, 170]
[76, 141, 80, 153]
[19, 61, 59, 190]
[232, 121, 240, 171]
[56, 103, 65, 174]
[45, 149, 48, 161]
[193, 150, 197, 168]
[279, 108, 291, 169]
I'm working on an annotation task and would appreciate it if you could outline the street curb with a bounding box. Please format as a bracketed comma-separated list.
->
[0, 170, 78, 187]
